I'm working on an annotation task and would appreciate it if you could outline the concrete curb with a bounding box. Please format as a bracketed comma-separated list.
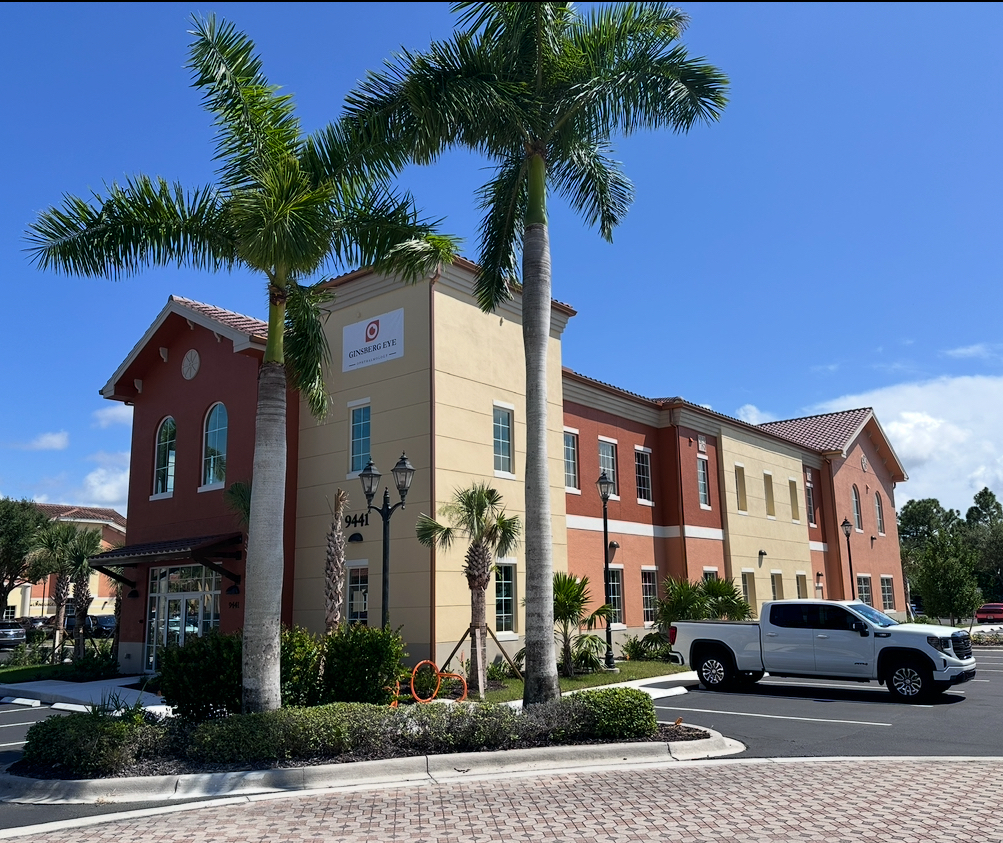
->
[0, 727, 743, 805]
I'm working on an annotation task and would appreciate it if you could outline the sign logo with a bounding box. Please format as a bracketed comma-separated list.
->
[365, 320, 380, 342]
[343, 309, 404, 372]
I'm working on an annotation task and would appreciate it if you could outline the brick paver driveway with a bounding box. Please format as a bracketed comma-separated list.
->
[19, 758, 1003, 843]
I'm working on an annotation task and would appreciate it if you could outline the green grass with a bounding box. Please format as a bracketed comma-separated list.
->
[480, 660, 689, 704]
[0, 663, 74, 684]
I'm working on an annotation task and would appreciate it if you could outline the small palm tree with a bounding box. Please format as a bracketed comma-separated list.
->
[702, 577, 754, 621]
[552, 572, 612, 678]
[26, 15, 457, 712]
[343, 1, 727, 705]
[325, 489, 349, 632]
[416, 484, 520, 697]
[66, 529, 103, 660]
[653, 576, 753, 646]
[26, 521, 77, 662]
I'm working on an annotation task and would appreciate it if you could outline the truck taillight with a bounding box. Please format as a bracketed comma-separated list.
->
[669, 626, 677, 645]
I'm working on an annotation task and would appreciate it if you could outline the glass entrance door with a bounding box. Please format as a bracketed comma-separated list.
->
[145, 565, 221, 672]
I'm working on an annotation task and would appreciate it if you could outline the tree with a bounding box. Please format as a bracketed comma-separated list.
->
[551, 572, 611, 678]
[912, 530, 982, 626]
[897, 497, 960, 613]
[26, 16, 457, 712]
[26, 521, 78, 662]
[966, 487, 1003, 529]
[0, 498, 48, 611]
[344, 1, 727, 704]
[66, 529, 103, 660]
[416, 483, 520, 696]
[653, 576, 752, 643]
[325, 489, 349, 632]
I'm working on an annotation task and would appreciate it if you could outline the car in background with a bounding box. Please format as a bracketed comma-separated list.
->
[976, 603, 1003, 624]
[61, 615, 95, 635]
[0, 621, 26, 649]
[17, 617, 49, 632]
[92, 615, 117, 638]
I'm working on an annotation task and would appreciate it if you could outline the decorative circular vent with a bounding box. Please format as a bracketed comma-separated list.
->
[182, 349, 201, 380]
[860, 455, 869, 472]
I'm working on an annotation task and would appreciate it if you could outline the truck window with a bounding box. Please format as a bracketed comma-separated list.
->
[769, 604, 820, 628]
[816, 605, 857, 631]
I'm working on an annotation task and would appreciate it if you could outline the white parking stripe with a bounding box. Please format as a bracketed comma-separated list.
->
[663, 705, 893, 727]
[0, 722, 47, 729]
[0, 741, 26, 748]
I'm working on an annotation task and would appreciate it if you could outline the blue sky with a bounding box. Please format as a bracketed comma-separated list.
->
[3, 2, 1002, 516]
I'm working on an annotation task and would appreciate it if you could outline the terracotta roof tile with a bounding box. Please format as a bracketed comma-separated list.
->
[35, 504, 127, 530]
[758, 408, 873, 452]
[90, 533, 241, 563]
[170, 296, 268, 339]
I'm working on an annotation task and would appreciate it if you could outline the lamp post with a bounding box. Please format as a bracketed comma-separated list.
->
[840, 517, 856, 600]
[596, 471, 616, 669]
[359, 453, 415, 629]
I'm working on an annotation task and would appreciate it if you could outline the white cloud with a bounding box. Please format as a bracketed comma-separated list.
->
[18, 431, 69, 451]
[810, 375, 1003, 512]
[75, 452, 130, 510]
[92, 404, 133, 429]
[943, 343, 997, 360]
[736, 404, 776, 425]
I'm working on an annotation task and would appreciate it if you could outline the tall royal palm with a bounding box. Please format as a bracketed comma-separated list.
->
[344, 2, 727, 703]
[26, 15, 456, 712]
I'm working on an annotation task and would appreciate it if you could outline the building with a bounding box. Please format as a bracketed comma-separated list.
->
[92, 260, 908, 672]
[12, 504, 127, 619]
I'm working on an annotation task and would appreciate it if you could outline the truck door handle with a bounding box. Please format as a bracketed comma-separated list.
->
[816, 634, 829, 639]
[766, 632, 778, 637]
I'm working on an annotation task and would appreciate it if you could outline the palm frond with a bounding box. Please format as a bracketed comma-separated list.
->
[415, 514, 455, 551]
[186, 14, 302, 191]
[284, 281, 334, 419]
[549, 140, 633, 241]
[25, 177, 234, 279]
[224, 480, 253, 528]
[472, 155, 527, 310]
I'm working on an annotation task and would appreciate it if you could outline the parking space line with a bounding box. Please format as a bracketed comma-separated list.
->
[0, 721, 48, 729]
[0, 741, 26, 748]
[660, 705, 892, 727]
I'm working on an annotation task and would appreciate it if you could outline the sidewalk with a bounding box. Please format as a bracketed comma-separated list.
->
[0, 675, 167, 714]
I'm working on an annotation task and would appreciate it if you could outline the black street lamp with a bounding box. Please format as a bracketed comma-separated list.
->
[596, 470, 616, 669]
[360, 453, 415, 629]
[840, 517, 856, 600]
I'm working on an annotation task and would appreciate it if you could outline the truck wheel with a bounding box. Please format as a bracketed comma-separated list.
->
[887, 660, 933, 702]
[697, 649, 735, 691]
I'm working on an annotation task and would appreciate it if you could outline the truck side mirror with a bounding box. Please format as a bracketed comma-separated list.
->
[851, 621, 869, 637]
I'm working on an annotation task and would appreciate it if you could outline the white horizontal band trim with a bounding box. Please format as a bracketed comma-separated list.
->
[563, 426, 579, 435]
[565, 515, 723, 541]
[493, 400, 515, 411]
[635, 444, 652, 454]
[809, 541, 828, 552]
[566, 487, 581, 495]
[347, 397, 370, 408]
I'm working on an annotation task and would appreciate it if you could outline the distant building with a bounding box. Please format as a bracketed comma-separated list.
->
[92, 261, 908, 672]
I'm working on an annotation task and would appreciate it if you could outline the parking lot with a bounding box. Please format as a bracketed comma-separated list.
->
[654, 647, 1003, 758]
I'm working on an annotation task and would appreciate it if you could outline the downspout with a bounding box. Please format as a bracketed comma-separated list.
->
[427, 266, 441, 662]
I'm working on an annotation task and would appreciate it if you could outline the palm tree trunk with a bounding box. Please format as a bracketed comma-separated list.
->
[242, 361, 287, 713]
[73, 572, 91, 661]
[470, 588, 487, 699]
[325, 489, 348, 632]
[521, 153, 560, 705]
[52, 574, 69, 664]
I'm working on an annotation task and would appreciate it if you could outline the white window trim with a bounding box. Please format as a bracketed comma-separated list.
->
[634, 444, 652, 454]
[347, 397, 371, 409]
[703, 567, 719, 574]
[598, 435, 619, 445]
[771, 569, 783, 575]
[197, 481, 225, 493]
[149, 491, 173, 502]
[493, 399, 516, 411]
[567, 487, 582, 496]
[494, 470, 518, 481]
[638, 498, 654, 507]
[494, 558, 518, 637]
[347, 400, 372, 480]
[493, 402, 516, 478]
[563, 427, 580, 494]
[201, 402, 227, 489]
[564, 426, 579, 435]
[697, 453, 712, 510]
[641, 565, 657, 571]
[741, 567, 755, 573]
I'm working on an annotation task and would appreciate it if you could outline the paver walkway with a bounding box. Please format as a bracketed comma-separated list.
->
[12, 757, 1002, 843]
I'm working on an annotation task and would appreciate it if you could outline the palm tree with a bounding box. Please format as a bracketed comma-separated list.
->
[26, 521, 77, 663]
[416, 483, 520, 697]
[343, 2, 727, 704]
[552, 572, 612, 678]
[25, 16, 457, 712]
[66, 529, 103, 660]
[325, 489, 349, 632]
[702, 577, 753, 621]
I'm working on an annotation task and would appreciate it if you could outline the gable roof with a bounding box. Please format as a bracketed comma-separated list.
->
[35, 503, 126, 533]
[101, 296, 268, 400]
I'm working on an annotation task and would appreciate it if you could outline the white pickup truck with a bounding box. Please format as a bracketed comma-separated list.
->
[669, 599, 977, 701]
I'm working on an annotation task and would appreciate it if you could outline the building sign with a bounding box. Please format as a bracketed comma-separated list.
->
[342, 308, 404, 372]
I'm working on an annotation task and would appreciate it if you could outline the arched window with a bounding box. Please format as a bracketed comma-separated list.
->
[852, 485, 862, 531]
[202, 403, 228, 487]
[154, 417, 176, 495]
[875, 492, 885, 534]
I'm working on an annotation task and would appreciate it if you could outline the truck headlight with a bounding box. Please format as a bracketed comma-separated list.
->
[927, 636, 951, 653]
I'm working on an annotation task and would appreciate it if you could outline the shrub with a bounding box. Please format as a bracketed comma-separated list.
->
[572, 687, 657, 740]
[4, 643, 47, 668]
[281, 625, 323, 708]
[20, 712, 162, 778]
[66, 646, 119, 681]
[486, 659, 514, 681]
[159, 630, 243, 721]
[320, 624, 407, 705]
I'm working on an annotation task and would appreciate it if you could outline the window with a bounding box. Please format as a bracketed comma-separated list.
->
[641, 570, 657, 624]
[563, 431, 579, 490]
[496, 563, 515, 632]
[741, 572, 756, 608]
[493, 406, 513, 474]
[735, 465, 747, 512]
[350, 404, 371, 473]
[635, 449, 653, 502]
[875, 493, 886, 535]
[880, 575, 895, 611]
[608, 568, 623, 624]
[201, 403, 227, 487]
[796, 573, 808, 599]
[805, 476, 816, 526]
[154, 417, 176, 496]
[852, 485, 862, 530]
[598, 440, 618, 496]
[764, 472, 775, 517]
[347, 567, 368, 625]
[817, 604, 857, 631]
[789, 479, 800, 522]
[857, 575, 872, 607]
[1, 606, 14, 621]
[770, 603, 817, 628]
[697, 456, 711, 507]
[771, 573, 784, 600]
[702, 569, 719, 582]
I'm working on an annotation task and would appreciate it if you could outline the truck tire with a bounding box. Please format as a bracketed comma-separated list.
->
[887, 659, 934, 702]
[696, 648, 735, 691]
